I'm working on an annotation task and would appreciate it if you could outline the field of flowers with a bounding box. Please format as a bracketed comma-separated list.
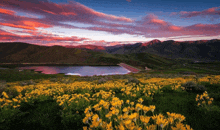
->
[0, 74, 220, 130]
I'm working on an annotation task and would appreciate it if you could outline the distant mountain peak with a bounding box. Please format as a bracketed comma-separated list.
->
[142, 39, 161, 47]
[151, 39, 161, 43]
[65, 44, 105, 50]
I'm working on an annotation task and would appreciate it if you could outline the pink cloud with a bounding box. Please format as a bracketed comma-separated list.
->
[0, 29, 17, 36]
[180, 11, 188, 15]
[38, 8, 77, 16]
[0, 20, 53, 31]
[133, 12, 220, 38]
[168, 26, 182, 31]
[0, 0, 219, 43]
[173, 6, 220, 18]
[39, 8, 57, 15]
[137, 14, 168, 26]
[126, 0, 131, 2]
[86, 27, 137, 35]
[0, 28, 89, 44]
[149, 19, 167, 26]
[0, 8, 15, 15]
[82, 40, 107, 46]
[0, 22, 37, 30]
[108, 42, 123, 46]
[0, 0, 133, 35]
[61, 12, 77, 16]
[0, 0, 132, 23]
[184, 23, 220, 33]
[22, 21, 52, 28]
[170, 12, 177, 16]
[47, 36, 88, 42]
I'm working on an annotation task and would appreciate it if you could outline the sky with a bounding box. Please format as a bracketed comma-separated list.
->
[0, 0, 219, 46]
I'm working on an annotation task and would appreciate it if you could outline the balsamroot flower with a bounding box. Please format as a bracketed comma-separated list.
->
[138, 98, 144, 103]
[2, 91, 9, 98]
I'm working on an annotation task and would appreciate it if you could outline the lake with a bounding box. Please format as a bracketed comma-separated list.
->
[18, 66, 131, 76]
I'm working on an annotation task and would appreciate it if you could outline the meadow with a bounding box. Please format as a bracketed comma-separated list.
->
[0, 70, 220, 130]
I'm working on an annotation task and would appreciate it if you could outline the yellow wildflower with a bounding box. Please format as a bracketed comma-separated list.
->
[124, 120, 131, 126]
[2, 92, 9, 98]
[168, 117, 174, 124]
[6, 99, 12, 103]
[140, 115, 150, 124]
[146, 124, 156, 130]
[143, 106, 150, 114]
[59, 102, 64, 106]
[83, 126, 87, 130]
[12, 98, 18, 102]
[123, 107, 129, 114]
[106, 121, 113, 130]
[135, 103, 143, 111]
[138, 98, 144, 103]
[149, 105, 156, 112]
[105, 113, 112, 119]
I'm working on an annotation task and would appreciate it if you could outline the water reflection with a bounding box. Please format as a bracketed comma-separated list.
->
[18, 66, 130, 76]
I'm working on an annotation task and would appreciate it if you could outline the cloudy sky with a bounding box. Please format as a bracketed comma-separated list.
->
[0, 0, 219, 46]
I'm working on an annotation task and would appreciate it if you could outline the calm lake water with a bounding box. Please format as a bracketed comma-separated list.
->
[18, 66, 131, 76]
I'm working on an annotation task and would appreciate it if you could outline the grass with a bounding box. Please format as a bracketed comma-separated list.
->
[147, 66, 220, 75]
[7, 100, 63, 130]
[0, 69, 64, 82]
[2, 81, 219, 130]
[152, 90, 220, 130]
[0, 66, 220, 130]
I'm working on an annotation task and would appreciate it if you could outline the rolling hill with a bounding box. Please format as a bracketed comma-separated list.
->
[1, 39, 220, 70]
[62, 39, 220, 61]
[103, 39, 220, 61]
[0, 42, 177, 70]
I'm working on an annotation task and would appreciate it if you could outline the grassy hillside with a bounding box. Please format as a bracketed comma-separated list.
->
[2, 41, 220, 73]
[0, 42, 179, 70]
[105, 39, 220, 61]
[110, 52, 178, 70]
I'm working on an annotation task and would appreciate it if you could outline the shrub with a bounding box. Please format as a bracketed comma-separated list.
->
[27, 80, 35, 85]
[50, 78, 58, 82]
[161, 85, 174, 92]
[125, 77, 140, 85]
[195, 84, 207, 93]
[19, 81, 28, 86]
[60, 78, 73, 84]
[98, 78, 107, 84]
[181, 81, 206, 93]
[103, 76, 113, 81]
[0, 80, 7, 94]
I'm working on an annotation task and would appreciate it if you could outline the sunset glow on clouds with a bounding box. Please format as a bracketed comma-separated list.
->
[0, 0, 219, 46]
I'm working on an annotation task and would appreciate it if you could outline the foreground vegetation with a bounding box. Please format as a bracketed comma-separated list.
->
[0, 72, 220, 130]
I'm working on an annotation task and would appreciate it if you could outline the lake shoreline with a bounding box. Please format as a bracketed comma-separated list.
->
[0, 63, 119, 69]
[16, 66, 131, 76]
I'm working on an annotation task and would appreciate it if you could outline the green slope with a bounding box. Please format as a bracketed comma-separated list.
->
[0, 42, 178, 70]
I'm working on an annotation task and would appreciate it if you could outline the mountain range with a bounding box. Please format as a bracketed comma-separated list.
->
[65, 39, 220, 61]
[0, 39, 220, 69]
